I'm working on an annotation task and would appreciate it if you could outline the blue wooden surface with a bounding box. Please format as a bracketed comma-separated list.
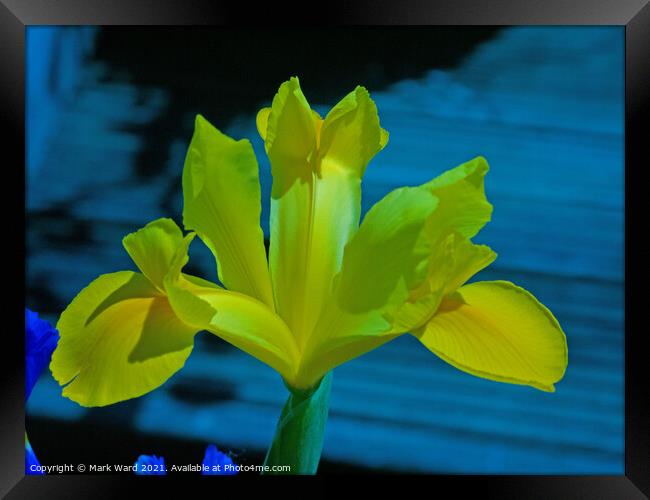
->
[26, 27, 624, 473]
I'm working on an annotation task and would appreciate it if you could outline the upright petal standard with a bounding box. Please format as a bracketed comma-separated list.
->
[51, 77, 568, 474]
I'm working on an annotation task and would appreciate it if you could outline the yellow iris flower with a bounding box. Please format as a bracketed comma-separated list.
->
[51, 77, 567, 409]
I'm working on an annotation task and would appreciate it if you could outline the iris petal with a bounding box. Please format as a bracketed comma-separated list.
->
[262, 79, 387, 352]
[422, 156, 493, 242]
[183, 115, 274, 307]
[394, 232, 496, 331]
[122, 218, 185, 292]
[166, 274, 299, 382]
[51, 218, 205, 406]
[387, 157, 496, 331]
[294, 185, 437, 388]
[160, 222, 299, 381]
[415, 281, 568, 391]
[295, 157, 498, 387]
[318, 85, 388, 176]
[263, 77, 317, 184]
[51, 271, 197, 407]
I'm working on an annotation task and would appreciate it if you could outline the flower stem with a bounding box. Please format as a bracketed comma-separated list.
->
[262, 372, 333, 475]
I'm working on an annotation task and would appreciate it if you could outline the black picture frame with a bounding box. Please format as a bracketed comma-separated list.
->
[3, 0, 647, 497]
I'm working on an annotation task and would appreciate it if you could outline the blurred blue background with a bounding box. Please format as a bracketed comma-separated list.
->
[25, 26, 624, 473]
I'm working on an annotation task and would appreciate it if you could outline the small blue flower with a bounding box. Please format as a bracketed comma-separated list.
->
[134, 445, 238, 475]
[25, 308, 59, 401]
[25, 308, 59, 475]
[202, 444, 238, 475]
[134, 454, 167, 475]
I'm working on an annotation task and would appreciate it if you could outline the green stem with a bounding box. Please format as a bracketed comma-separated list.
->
[262, 372, 333, 475]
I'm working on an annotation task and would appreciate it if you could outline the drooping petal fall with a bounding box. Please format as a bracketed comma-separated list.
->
[415, 281, 568, 392]
[51, 219, 199, 407]
[50, 270, 197, 407]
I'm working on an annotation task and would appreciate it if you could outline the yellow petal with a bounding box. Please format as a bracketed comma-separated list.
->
[294, 186, 437, 388]
[290, 333, 399, 389]
[437, 233, 496, 296]
[122, 218, 184, 291]
[166, 274, 299, 381]
[153, 225, 299, 381]
[183, 114, 274, 307]
[415, 280, 568, 392]
[256, 107, 271, 140]
[333, 186, 437, 318]
[389, 157, 494, 332]
[257, 105, 321, 142]
[164, 231, 198, 285]
[380, 128, 389, 149]
[264, 80, 387, 350]
[318, 86, 388, 176]
[269, 167, 362, 349]
[51, 271, 197, 407]
[394, 231, 496, 331]
[423, 156, 493, 242]
[263, 77, 317, 183]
